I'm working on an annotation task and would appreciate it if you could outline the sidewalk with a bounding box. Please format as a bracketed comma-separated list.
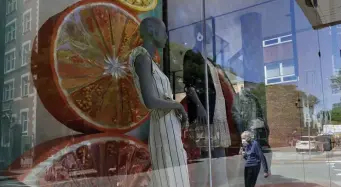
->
[257, 182, 341, 187]
[270, 147, 341, 164]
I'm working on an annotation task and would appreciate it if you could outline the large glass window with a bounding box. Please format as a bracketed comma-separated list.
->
[3, 0, 341, 186]
[265, 60, 296, 85]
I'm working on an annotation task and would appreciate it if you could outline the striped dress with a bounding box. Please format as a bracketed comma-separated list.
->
[130, 46, 191, 187]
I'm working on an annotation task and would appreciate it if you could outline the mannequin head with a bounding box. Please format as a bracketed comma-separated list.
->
[194, 22, 212, 45]
[140, 17, 168, 48]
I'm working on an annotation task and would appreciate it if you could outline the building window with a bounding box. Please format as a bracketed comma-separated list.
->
[20, 109, 29, 134]
[5, 49, 16, 73]
[5, 19, 16, 43]
[1, 118, 10, 146]
[22, 9, 32, 33]
[6, 0, 17, 15]
[263, 34, 293, 47]
[3, 79, 15, 101]
[1, 114, 16, 146]
[21, 41, 31, 65]
[21, 74, 30, 97]
[265, 60, 297, 85]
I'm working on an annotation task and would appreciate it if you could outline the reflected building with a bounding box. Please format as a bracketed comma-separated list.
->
[0, 0, 79, 170]
[0, 0, 40, 169]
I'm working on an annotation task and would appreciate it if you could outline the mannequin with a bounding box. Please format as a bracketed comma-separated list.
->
[130, 17, 190, 187]
[182, 23, 231, 187]
[183, 23, 231, 157]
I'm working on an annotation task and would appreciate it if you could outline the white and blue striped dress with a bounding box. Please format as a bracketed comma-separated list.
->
[130, 46, 191, 187]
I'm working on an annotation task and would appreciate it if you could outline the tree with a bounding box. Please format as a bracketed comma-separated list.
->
[250, 83, 266, 114]
[331, 71, 341, 94]
[331, 107, 341, 122]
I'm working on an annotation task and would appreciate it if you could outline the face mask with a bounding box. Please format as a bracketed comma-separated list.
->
[242, 139, 248, 146]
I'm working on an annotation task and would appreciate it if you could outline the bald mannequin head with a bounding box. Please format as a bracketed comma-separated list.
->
[139, 17, 168, 48]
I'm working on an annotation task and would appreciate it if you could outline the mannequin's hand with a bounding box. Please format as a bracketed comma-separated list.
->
[196, 105, 207, 124]
[186, 87, 197, 96]
[176, 104, 188, 127]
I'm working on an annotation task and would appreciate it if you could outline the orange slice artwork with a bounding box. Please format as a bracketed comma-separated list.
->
[31, 0, 150, 134]
[116, 0, 158, 12]
[6, 133, 151, 187]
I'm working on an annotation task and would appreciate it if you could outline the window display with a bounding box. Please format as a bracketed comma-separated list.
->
[3, 0, 341, 187]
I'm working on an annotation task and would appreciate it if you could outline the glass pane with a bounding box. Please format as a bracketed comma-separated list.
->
[266, 63, 280, 78]
[267, 78, 282, 84]
[264, 38, 279, 46]
[283, 75, 297, 82]
[282, 60, 295, 75]
[4, 0, 341, 186]
[281, 35, 292, 42]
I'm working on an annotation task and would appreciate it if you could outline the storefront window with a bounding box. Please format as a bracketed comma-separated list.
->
[3, 0, 341, 186]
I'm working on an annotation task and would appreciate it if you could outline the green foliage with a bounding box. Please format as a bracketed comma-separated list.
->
[250, 83, 266, 113]
[331, 107, 341, 122]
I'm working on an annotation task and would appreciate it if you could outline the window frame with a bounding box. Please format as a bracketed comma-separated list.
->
[20, 108, 29, 135]
[3, 79, 15, 101]
[21, 73, 30, 97]
[4, 48, 16, 73]
[22, 9, 32, 34]
[6, 0, 17, 15]
[5, 18, 16, 43]
[21, 40, 31, 66]
[263, 34, 293, 47]
[264, 60, 297, 85]
[1, 113, 17, 147]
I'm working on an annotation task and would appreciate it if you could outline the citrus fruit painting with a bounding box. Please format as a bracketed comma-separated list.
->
[31, 0, 150, 134]
[116, 0, 158, 12]
[8, 133, 151, 187]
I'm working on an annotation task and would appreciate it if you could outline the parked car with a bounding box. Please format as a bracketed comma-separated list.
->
[295, 136, 323, 152]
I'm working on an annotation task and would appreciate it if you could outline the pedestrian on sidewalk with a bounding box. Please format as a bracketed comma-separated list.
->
[240, 131, 269, 187]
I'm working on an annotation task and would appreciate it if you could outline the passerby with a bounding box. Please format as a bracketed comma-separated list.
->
[240, 131, 269, 187]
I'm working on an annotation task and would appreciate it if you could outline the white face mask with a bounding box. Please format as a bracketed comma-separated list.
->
[242, 139, 248, 146]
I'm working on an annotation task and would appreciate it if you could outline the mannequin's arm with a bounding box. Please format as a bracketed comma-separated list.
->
[186, 87, 204, 108]
[134, 54, 182, 110]
[186, 87, 207, 123]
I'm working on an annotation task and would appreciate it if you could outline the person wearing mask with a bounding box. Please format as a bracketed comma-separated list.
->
[240, 131, 269, 187]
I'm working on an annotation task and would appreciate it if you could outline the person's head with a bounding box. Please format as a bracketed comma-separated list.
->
[241, 131, 254, 146]
[140, 17, 168, 48]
